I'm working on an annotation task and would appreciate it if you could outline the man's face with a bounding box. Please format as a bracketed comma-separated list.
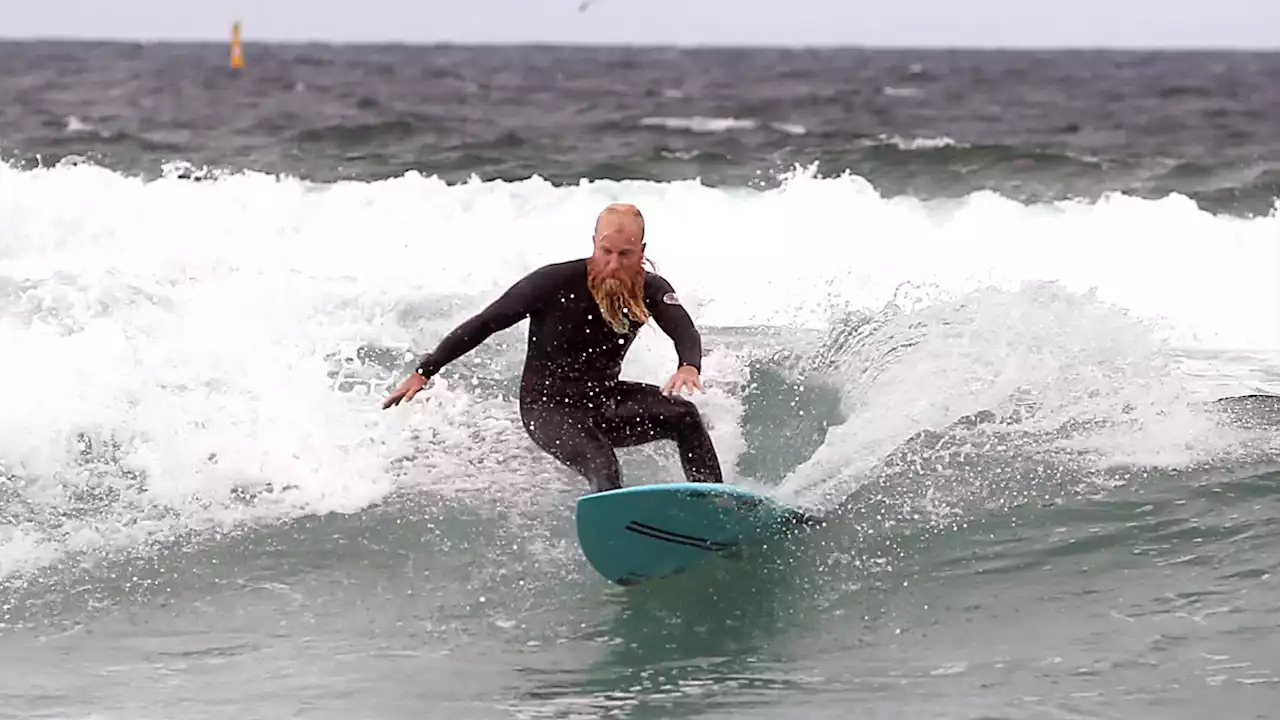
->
[590, 225, 644, 280]
[587, 209, 650, 334]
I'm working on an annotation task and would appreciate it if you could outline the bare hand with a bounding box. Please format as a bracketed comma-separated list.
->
[382, 372, 428, 409]
[662, 365, 704, 396]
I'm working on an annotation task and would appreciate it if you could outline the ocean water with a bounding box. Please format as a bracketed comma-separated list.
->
[2, 41, 1280, 719]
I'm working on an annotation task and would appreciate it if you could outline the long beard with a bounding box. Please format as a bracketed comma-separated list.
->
[587, 265, 649, 334]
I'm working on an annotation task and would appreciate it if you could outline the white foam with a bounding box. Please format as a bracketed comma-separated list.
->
[772, 282, 1248, 507]
[1, 162, 1277, 577]
[638, 115, 807, 136]
[868, 133, 955, 148]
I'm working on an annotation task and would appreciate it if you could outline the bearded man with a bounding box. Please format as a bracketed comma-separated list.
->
[382, 203, 723, 494]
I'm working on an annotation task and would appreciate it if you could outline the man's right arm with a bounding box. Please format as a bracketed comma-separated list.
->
[413, 265, 555, 378]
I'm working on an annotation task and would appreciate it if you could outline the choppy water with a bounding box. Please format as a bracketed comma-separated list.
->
[2, 41, 1280, 719]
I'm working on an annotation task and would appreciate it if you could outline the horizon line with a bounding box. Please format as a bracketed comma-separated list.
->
[0, 34, 1278, 53]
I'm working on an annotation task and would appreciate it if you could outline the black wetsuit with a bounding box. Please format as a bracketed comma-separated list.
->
[413, 258, 723, 493]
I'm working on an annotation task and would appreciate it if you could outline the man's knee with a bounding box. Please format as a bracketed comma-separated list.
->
[665, 395, 706, 431]
[521, 407, 621, 490]
[521, 412, 558, 453]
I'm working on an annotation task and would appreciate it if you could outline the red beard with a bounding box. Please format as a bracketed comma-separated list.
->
[587, 262, 648, 334]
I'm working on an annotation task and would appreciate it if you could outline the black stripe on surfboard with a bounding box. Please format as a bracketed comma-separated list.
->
[624, 521, 733, 551]
[625, 524, 725, 551]
[629, 521, 731, 548]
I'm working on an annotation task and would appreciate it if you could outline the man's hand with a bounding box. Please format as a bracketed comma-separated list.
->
[662, 365, 704, 396]
[382, 372, 429, 409]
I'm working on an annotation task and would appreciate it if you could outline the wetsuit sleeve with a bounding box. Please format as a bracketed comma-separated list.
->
[646, 274, 703, 373]
[413, 266, 555, 378]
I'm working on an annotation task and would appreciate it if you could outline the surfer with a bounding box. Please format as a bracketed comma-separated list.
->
[382, 203, 724, 494]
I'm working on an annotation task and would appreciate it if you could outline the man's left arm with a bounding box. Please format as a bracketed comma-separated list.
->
[647, 276, 705, 394]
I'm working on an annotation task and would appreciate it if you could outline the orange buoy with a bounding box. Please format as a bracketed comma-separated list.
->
[230, 21, 244, 69]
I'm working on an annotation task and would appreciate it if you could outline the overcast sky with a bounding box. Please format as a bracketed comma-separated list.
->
[2, 0, 1275, 49]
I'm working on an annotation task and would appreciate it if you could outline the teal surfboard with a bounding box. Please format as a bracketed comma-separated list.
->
[574, 482, 817, 586]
